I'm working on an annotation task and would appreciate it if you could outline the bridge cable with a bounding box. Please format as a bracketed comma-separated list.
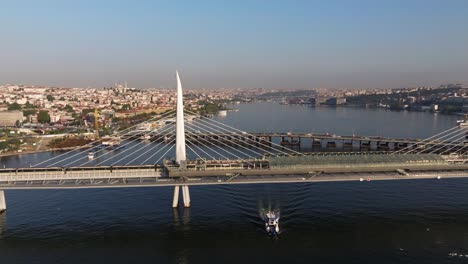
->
[185, 143, 203, 160]
[141, 138, 176, 164]
[185, 121, 253, 158]
[191, 111, 305, 156]
[184, 122, 255, 161]
[185, 121, 263, 158]
[185, 110, 299, 156]
[124, 127, 178, 165]
[58, 121, 176, 167]
[185, 109, 303, 156]
[408, 127, 468, 154]
[123, 115, 203, 165]
[186, 139, 215, 160]
[33, 110, 176, 167]
[391, 126, 460, 155]
[184, 126, 241, 160]
[107, 123, 178, 166]
[154, 144, 175, 165]
[186, 120, 274, 158]
[420, 128, 468, 154]
[437, 132, 468, 155]
[57, 116, 177, 167]
[90, 123, 177, 167]
[105, 125, 178, 166]
[185, 131, 220, 160]
[123, 113, 238, 165]
[183, 131, 231, 160]
[394, 126, 460, 155]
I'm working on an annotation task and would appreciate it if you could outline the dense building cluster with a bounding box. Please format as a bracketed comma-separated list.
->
[1, 82, 467, 128]
[259, 84, 468, 113]
[0, 83, 241, 127]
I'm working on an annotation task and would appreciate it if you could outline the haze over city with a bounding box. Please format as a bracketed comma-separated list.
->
[2, 0, 467, 89]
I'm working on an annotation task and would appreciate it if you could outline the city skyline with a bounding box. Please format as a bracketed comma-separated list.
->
[1, 0, 468, 89]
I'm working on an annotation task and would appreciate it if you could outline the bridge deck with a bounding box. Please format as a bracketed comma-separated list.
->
[0, 169, 466, 189]
[0, 152, 467, 189]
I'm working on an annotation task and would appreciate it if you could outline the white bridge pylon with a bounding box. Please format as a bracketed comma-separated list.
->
[173, 71, 190, 208]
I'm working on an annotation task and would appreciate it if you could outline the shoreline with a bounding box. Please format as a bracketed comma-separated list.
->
[276, 102, 462, 116]
[0, 146, 87, 158]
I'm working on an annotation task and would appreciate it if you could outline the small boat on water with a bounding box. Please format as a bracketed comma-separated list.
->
[457, 120, 468, 127]
[457, 114, 468, 127]
[140, 134, 151, 140]
[88, 152, 95, 160]
[102, 137, 123, 150]
[264, 210, 280, 235]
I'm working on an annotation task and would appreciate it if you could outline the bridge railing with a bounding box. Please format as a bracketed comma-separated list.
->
[0, 170, 163, 182]
[268, 161, 449, 170]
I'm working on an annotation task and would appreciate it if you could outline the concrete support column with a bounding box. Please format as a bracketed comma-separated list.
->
[172, 185, 180, 208]
[182, 185, 190, 208]
[0, 190, 5, 213]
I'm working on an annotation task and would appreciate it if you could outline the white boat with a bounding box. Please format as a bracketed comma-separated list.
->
[136, 123, 152, 131]
[140, 134, 151, 140]
[264, 210, 280, 235]
[457, 120, 468, 127]
[88, 152, 94, 160]
[102, 136, 121, 146]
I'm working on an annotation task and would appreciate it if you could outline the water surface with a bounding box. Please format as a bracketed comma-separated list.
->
[0, 103, 466, 263]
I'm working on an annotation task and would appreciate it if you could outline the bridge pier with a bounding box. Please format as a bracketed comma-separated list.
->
[172, 185, 180, 208]
[172, 185, 191, 208]
[182, 185, 190, 208]
[0, 190, 5, 213]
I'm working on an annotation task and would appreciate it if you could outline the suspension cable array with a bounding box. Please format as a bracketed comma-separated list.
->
[32, 109, 305, 168]
[391, 125, 468, 155]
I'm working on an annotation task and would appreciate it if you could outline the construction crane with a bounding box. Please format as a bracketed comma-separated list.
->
[94, 108, 99, 139]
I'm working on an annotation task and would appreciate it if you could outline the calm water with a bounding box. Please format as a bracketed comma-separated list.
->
[1, 103, 467, 264]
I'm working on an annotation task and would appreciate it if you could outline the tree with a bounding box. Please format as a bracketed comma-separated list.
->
[23, 109, 37, 116]
[24, 101, 33, 108]
[64, 104, 74, 112]
[15, 120, 21, 127]
[81, 109, 94, 115]
[8, 102, 21, 111]
[38, 110, 50, 124]
[0, 141, 9, 150]
[46, 95, 54, 101]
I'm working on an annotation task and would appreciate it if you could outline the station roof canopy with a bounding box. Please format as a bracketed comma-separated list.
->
[268, 153, 445, 168]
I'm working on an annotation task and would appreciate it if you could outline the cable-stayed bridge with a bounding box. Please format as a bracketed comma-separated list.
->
[1, 72, 468, 212]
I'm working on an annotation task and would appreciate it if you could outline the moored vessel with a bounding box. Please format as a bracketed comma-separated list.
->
[457, 120, 468, 127]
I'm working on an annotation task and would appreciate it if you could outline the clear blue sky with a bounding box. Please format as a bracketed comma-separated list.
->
[1, 0, 467, 89]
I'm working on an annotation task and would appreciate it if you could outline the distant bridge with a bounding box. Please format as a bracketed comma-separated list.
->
[122, 131, 467, 152]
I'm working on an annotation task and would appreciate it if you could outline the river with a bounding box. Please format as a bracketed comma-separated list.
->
[0, 102, 467, 263]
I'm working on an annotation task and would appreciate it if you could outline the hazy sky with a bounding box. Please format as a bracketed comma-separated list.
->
[1, 0, 467, 89]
